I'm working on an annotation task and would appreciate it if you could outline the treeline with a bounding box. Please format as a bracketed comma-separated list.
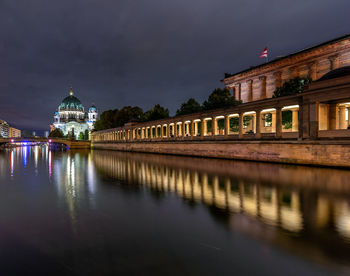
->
[94, 88, 241, 131]
[94, 77, 311, 132]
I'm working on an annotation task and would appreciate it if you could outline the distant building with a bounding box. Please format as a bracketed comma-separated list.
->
[44, 131, 49, 138]
[52, 86, 98, 139]
[0, 120, 9, 138]
[9, 127, 21, 138]
[0, 120, 21, 138]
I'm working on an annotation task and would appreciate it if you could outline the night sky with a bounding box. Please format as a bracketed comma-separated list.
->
[0, 0, 349, 131]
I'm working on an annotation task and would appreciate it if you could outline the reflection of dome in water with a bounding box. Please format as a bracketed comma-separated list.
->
[58, 87, 84, 112]
[318, 66, 350, 81]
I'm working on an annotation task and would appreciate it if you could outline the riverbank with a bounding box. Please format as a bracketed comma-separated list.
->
[92, 140, 350, 168]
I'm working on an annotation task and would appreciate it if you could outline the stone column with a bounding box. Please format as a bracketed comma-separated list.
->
[275, 107, 282, 138]
[307, 62, 317, 80]
[348, 108, 350, 128]
[290, 66, 299, 78]
[274, 71, 282, 90]
[236, 83, 241, 101]
[247, 80, 253, 102]
[212, 117, 217, 137]
[182, 122, 186, 139]
[292, 109, 299, 132]
[194, 121, 198, 136]
[166, 124, 170, 138]
[255, 110, 261, 139]
[203, 120, 208, 136]
[224, 115, 230, 137]
[201, 119, 205, 138]
[239, 113, 244, 139]
[329, 104, 338, 130]
[339, 106, 347, 129]
[174, 124, 178, 138]
[271, 111, 276, 132]
[231, 86, 236, 100]
[259, 76, 267, 99]
[329, 54, 340, 70]
[191, 121, 195, 139]
[309, 101, 319, 139]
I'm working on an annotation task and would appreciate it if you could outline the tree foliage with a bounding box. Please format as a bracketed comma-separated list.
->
[94, 106, 144, 131]
[176, 98, 202, 116]
[273, 77, 312, 98]
[49, 128, 64, 138]
[78, 132, 85, 140]
[84, 129, 89, 140]
[202, 88, 241, 110]
[143, 104, 169, 122]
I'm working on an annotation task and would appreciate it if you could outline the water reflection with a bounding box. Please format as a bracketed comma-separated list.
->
[93, 150, 350, 267]
[1, 146, 350, 274]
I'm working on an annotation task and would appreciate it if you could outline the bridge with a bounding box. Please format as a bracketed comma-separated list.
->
[0, 137, 91, 149]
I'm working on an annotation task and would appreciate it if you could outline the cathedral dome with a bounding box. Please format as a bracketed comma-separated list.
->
[89, 105, 97, 112]
[58, 87, 84, 112]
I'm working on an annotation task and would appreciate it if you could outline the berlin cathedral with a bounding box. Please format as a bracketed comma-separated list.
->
[52, 87, 98, 139]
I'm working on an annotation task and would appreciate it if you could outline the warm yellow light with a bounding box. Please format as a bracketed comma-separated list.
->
[282, 105, 299, 110]
[244, 111, 256, 115]
[261, 108, 276, 113]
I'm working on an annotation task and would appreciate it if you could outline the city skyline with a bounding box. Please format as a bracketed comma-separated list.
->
[0, 0, 349, 131]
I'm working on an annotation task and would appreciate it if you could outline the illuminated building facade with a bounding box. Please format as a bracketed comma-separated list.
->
[0, 120, 21, 138]
[0, 120, 9, 138]
[222, 34, 350, 103]
[53, 87, 98, 139]
[9, 127, 21, 138]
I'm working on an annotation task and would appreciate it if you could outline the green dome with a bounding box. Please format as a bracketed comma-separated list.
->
[58, 87, 84, 112]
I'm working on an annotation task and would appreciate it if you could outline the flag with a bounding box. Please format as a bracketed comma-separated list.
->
[260, 47, 268, 58]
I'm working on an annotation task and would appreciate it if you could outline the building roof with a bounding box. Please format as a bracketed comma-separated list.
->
[317, 66, 350, 81]
[223, 33, 350, 80]
[58, 87, 84, 112]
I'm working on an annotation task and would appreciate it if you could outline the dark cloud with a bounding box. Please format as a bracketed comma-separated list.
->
[0, 0, 349, 130]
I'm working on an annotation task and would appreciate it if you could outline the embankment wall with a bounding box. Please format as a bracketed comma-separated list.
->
[92, 141, 350, 168]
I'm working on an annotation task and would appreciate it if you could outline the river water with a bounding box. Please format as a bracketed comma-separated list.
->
[0, 145, 350, 275]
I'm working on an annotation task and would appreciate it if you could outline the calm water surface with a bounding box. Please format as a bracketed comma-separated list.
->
[0, 145, 350, 275]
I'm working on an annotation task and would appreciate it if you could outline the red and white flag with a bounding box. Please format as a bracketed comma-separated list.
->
[260, 47, 268, 58]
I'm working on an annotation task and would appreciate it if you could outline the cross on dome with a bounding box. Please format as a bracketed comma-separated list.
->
[69, 85, 74, 96]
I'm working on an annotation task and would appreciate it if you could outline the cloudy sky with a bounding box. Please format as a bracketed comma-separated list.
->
[0, 0, 349, 131]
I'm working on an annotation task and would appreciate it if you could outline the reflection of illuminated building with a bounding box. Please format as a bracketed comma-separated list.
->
[92, 151, 350, 239]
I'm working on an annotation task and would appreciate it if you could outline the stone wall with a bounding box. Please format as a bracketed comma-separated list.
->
[92, 141, 350, 168]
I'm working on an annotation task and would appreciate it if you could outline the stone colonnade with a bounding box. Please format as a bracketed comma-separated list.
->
[92, 103, 301, 142]
[226, 54, 341, 102]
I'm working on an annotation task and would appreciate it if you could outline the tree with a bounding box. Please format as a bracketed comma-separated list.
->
[273, 77, 312, 98]
[78, 132, 85, 140]
[113, 106, 144, 126]
[203, 88, 241, 110]
[94, 110, 115, 131]
[49, 128, 64, 138]
[176, 98, 202, 116]
[84, 129, 89, 140]
[94, 106, 144, 131]
[143, 104, 169, 122]
[22, 130, 34, 138]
